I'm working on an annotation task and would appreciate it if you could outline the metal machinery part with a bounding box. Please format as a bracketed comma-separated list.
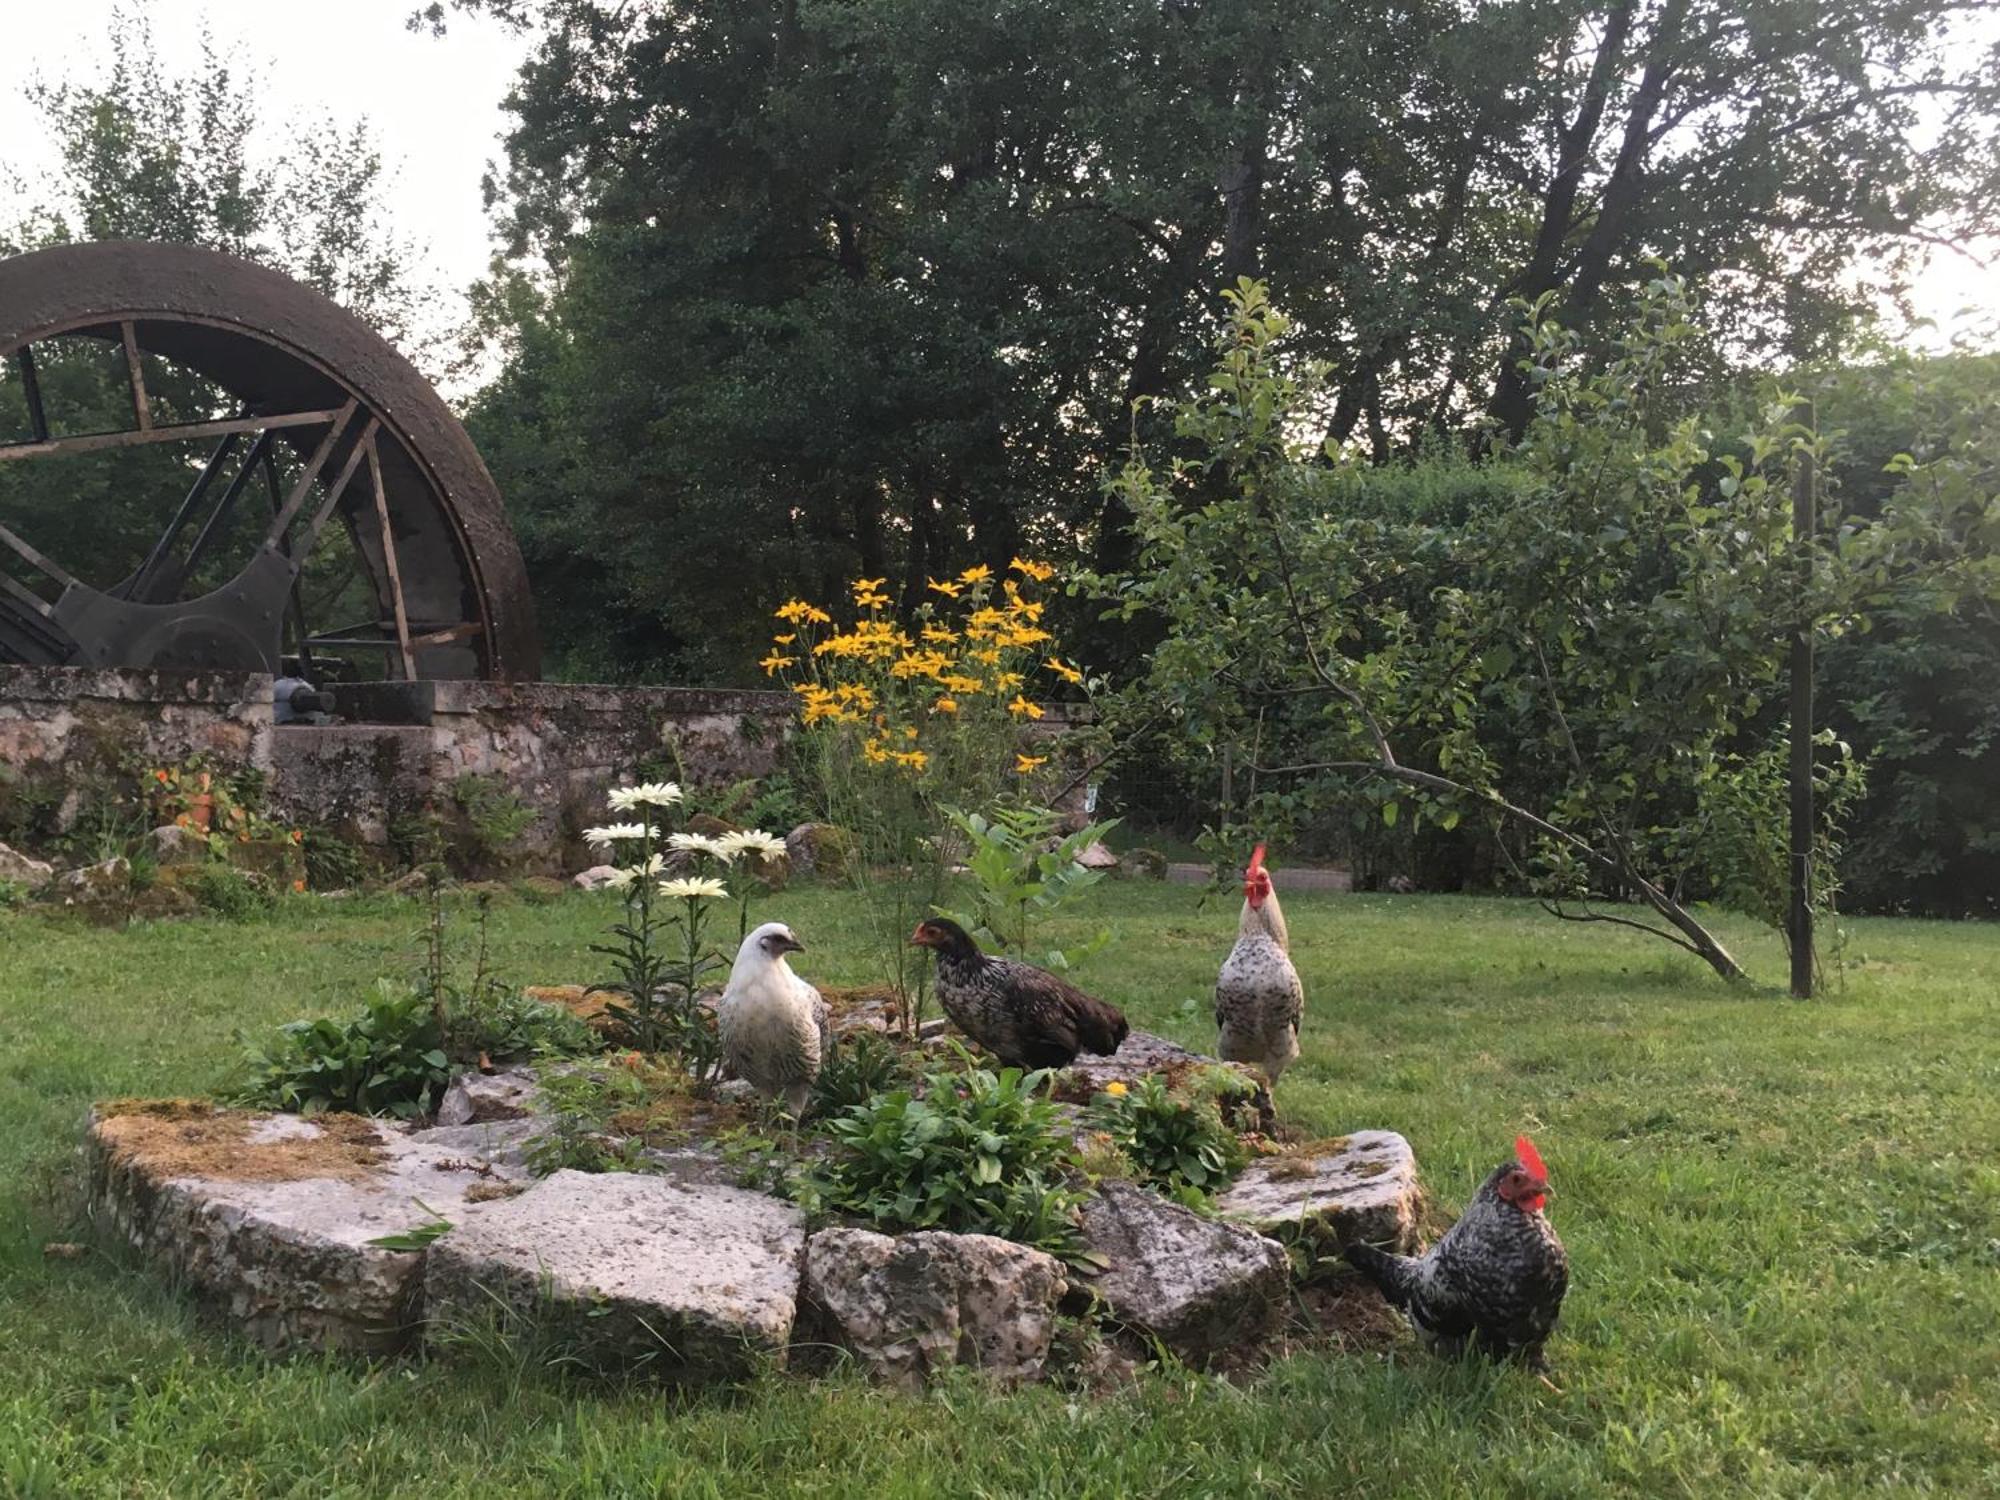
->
[0, 241, 539, 679]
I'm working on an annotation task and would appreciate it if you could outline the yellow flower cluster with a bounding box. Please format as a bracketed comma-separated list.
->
[772, 559, 1080, 779]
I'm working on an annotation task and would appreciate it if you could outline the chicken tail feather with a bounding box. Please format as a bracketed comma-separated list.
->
[1070, 996, 1130, 1056]
[1342, 1239, 1423, 1310]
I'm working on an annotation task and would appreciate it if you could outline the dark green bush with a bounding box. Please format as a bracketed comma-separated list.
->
[800, 1060, 1089, 1262]
[1087, 1073, 1249, 1204]
[185, 865, 273, 919]
[806, 1031, 913, 1118]
[230, 982, 451, 1119]
[458, 988, 600, 1063]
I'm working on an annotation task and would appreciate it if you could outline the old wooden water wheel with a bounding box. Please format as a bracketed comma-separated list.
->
[0, 241, 538, 681]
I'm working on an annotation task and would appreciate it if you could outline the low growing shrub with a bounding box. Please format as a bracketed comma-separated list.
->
[230, 980, 451, 1119]
[806, 1031, 913, 1118]
[1088, 1073, 1249, 1204]
[458, 989, 601, 1063]
[185, 865, 274, 919]
[799, 1059, 1090, 1262]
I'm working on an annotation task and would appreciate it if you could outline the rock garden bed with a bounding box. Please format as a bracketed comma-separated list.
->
[84, 1008, 1422, 1387]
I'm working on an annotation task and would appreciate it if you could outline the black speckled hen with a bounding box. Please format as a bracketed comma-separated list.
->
[909, 917, 1128, 1070]
[1342, 1135, 1569, 1370]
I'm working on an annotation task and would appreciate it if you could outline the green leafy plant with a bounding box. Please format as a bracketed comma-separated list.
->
[938, 802, 1120, 970]
[184, 865, 273, 920]
[458, 990, 600, 1064]
[367, 1204, 454, 1251]
[301, 827, 366, 891]
[451, 773, 536, 872]
[524, 1063, 650, 1176]
[806, 1031, 912, 1118]
[799, 1057, 1091, 1262]
[1088, 1074, 1249, 1205]
[230, 980, 450, 1119]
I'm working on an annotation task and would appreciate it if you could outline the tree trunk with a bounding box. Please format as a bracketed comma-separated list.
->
[1486, 0, 1640, 441]
[1562, 0, 1690, 322]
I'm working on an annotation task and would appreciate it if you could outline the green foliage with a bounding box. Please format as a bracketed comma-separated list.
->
[456, 989, 599, 1065]
[229, 980, 450, 1119]
[0, 879, 27, 909]
[805, 1031, 913, 1119]
[1091, 277, 1998, 979]
[300, 828, 366, 892]
[450, 775, 536, 872]
[938, 803, 1119, 970]
[183, 866, 273, 920]
[441, 0, 2000, 682]
[1087, 1075, 1249, 1205]
[800, 1059, 1089, 1262]
[367, 1206, 455, 1251]
[1674, 731, 1868, 951]
[523, 1063, 650, 1177]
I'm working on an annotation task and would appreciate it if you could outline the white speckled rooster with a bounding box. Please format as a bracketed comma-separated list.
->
[1214, 844, 1305, 1085]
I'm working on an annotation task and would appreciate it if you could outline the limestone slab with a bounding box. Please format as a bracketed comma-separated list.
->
[422, 1170, 806, 1381]
[1078, 1180, 1289, 1363]
[1216, 1130, 1422, 1253]
[87, 1106, 532, 1353]
[803, 1227, 1066, 1386]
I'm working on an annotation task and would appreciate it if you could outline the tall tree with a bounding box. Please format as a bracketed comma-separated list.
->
[435, 0, 2000, 680]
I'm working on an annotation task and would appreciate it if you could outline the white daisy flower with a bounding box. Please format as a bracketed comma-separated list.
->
[603, 866, 639, 891]
[716, 828, 788, 860]
[668, 831, 735, 862]
[584, 822, 649, 848]
[659, 876, 729, 902]
[629, 781, 682, 808]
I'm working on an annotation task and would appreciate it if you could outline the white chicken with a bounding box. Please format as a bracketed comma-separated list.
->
[1214, 844, 1305, 1085]
[717, 921, 829, 1116]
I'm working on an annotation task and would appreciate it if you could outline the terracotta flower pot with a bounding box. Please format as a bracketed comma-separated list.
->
[187, 793, 215, 831]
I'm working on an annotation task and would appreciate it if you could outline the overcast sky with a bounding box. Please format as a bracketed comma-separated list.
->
[1, 0, 1994, 363]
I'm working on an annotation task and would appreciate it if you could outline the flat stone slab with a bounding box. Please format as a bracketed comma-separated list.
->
[1054, 1029, 1274, 1133]
[803, 1227, 1067, 1386]
[1078, 1180, 1290, 1363]
[1216, 1131, 1422, 1253]
[87, 1104, 534, 1353]
[423, 1170, 806, 1382]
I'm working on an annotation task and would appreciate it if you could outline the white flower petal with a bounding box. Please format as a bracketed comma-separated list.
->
[629, 781, 683, 807]
[584, 822, 649, 849]
[667, 831, 734, 862]
[658, 876, 729, 901]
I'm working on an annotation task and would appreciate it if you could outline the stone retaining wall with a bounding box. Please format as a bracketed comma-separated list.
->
[0, 665, 793, 874]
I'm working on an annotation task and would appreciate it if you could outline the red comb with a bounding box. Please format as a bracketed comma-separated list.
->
[1248, 843, 1267, 875]
[1514, 1134, 1547, 1180]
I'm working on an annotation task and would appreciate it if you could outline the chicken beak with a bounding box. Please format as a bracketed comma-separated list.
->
[782, 936, 806, 955]
[907, 926, 927, 946]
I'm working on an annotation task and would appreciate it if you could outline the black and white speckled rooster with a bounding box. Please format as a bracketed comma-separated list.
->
[1342, 1135, 1569, 1370]
[1214, 844, 1305, 1084]
[909, 917, 1128, 1070]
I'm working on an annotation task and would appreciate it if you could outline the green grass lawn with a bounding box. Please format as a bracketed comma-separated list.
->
[2, 882, 1996, 1498]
